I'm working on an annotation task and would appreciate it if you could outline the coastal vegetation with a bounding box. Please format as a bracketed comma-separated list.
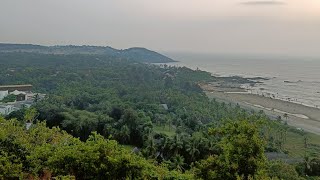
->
[0, 52, 320, 179]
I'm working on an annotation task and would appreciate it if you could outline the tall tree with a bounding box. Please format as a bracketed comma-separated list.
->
[195, 120, 267, 180]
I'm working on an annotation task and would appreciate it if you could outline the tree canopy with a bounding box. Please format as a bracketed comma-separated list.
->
[0, 52, 319, 179]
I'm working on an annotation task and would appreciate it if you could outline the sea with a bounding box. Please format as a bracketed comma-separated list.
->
[163, 52, 320, 109]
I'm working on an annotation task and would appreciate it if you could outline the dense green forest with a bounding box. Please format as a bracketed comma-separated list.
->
[0, 52, 320, 179]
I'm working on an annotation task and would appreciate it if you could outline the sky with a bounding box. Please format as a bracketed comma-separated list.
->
[0, 0, 319, 56]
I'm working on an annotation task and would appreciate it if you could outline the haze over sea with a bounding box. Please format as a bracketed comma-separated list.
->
[165, 52, 320, 108]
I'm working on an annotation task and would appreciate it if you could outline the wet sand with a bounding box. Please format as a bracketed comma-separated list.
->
[205, 90, 320, 135]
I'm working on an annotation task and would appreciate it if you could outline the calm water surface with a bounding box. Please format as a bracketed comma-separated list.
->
[164, 52, 320, 108]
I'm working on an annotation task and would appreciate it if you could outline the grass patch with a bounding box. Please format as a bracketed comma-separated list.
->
[154, 125, 175, 137]
[122, 145, 135, 151]
[284, 130, 320, 158]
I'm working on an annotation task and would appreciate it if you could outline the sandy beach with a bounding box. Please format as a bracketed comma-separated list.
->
[202, 84, 320, 135]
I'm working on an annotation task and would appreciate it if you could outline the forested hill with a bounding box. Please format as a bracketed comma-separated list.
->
[0, 43, 175, 63]
[1, 52, 320, 179]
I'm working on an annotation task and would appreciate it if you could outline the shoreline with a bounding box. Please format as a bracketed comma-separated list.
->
[203, 87, 320, 135]
[162, 61, 320, 109]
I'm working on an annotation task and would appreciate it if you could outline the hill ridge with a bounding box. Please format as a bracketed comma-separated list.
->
[0, 43, 175, 63]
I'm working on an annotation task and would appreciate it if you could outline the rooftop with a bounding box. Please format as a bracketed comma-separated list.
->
[0, 84, 33, 88]
[11, 90, 27, 95]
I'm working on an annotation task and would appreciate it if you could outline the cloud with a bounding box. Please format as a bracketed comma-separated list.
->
[240, 1, 285, 6]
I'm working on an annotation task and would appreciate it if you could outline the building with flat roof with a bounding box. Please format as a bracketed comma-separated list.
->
[0, 84, 33, 92]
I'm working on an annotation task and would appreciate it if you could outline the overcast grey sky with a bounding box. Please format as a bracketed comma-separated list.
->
[1, 0, 319, 56]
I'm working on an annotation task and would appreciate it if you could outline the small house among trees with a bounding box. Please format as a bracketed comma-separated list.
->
[10, 90, 27, 101]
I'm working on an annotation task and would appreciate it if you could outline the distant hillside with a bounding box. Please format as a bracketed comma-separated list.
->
[0, 43, 175, 63]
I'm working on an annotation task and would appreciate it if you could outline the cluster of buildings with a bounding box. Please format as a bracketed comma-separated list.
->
[0, 84, 45, 116]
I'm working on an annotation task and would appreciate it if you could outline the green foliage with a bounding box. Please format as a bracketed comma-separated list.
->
[1, 94, 16, 103]
[307, 158, 320, 176]
[1, 52, 319, 178]
[0, 117, 193, 179]
[24, 107, 38, 123]
[1, 52, 241, 166]
[0, 151, 23, 179]
[267, 161, 302, 180]
[296, 157, 320, 177]
[195, 120, 267, 179]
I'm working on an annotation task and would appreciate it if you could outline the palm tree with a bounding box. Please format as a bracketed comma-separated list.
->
[145, 136, 157, 158]
[205, 139, 213, 151]
[186, 140, 200, 162]
[119, 125, 130, 144]
[170, 134, 184, 155]
[142, 125, 153, 142]
[170, 155, 186, 171]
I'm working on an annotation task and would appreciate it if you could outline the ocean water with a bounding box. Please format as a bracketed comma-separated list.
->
[164, 52, 320, 108]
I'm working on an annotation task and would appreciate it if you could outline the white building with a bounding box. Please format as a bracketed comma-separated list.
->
[0, 105, 14, 115]
[10, 90, 27, 101]
[0, 90, 9, 100]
